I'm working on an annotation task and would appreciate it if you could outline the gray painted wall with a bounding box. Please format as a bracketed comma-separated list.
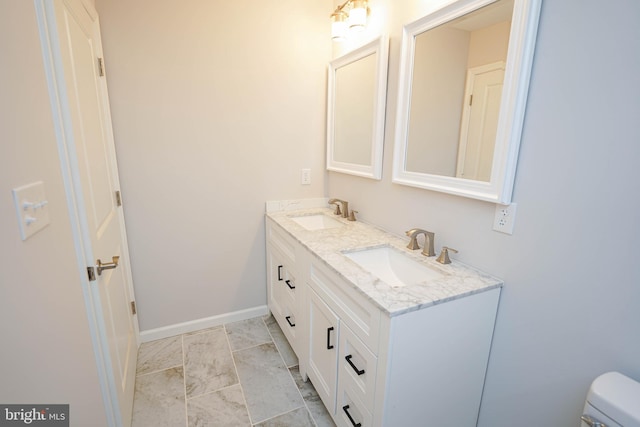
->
[96, 0, 330, 331]
[328, 0, 640, 425]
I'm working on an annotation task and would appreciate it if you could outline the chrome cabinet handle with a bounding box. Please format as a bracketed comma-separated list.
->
[581, 415, 607, 427]
[97, 256, 120, 275]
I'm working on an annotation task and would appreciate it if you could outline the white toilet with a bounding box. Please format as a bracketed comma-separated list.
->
[581, 371, 640, 427]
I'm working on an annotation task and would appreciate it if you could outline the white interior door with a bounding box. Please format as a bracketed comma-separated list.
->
[456, 61, 506, 182]
[36, 0, 138, 425]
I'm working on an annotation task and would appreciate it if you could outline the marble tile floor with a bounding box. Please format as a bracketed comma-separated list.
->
[131, 315, 336, 427]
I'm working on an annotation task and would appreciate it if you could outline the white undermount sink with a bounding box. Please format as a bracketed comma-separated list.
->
[344, 246, 443, 288]
[290, 214, 344, 231]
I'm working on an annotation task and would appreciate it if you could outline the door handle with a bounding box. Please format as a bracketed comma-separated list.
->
[97, 256, 120, 275]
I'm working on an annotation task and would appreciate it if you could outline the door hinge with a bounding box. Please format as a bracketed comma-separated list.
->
[98, 57, 105, 77]
[87, 266, 96, 282]
[130, 301, 137, 315]
[469, 94, 473, 106]
[115, 190, 122, 207]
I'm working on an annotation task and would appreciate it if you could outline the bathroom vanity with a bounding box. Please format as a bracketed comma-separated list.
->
[266, 204, 502, 427]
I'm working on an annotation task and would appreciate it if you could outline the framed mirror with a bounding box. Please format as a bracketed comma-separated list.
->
[327, 36, 389, 180]
[392, 0, 541, 203]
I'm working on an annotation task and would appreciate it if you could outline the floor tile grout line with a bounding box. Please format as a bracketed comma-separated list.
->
[181, 333, 188, 427]
[132, 315, 328, 427]
[223, 323, 255, 426]
[252, 404, 309, 426]
[229, 339, 274, 354]
[262, 315, 319, 427]
[135, 363, 183, 378]
[184, 382, 243, 402]
[263, 316, 296, 367]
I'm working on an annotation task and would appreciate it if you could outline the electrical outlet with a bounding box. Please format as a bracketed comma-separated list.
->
[493, 202, 517, 235]
[301, 168, 311, 185]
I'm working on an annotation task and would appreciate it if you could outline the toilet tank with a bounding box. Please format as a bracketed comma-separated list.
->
[582, 372, 640, 427]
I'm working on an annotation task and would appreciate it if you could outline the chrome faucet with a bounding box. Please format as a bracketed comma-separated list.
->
[405, 228, 436, 257]
[328, 198, 349, 218]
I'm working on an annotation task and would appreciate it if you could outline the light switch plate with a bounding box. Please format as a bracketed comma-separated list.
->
[12, 181, 50, 241]
[301, 168, 311, 185]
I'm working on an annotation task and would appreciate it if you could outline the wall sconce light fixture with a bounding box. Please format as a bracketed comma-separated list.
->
[330, 0, 369, 41]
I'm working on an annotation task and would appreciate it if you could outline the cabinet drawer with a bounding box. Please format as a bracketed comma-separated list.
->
[272, 249, 297, 305]
[336, 382, 372, 427]
[338, 323, 377, 412]
[309, 259, 381, 353]
[273, 295, 298, 348]
[266, 218, 297, 264]
[268, 245, 297, 307]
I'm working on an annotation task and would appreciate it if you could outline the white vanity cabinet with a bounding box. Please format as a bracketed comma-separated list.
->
[265, 213, 501, 427]
[306, 257, 381, 427]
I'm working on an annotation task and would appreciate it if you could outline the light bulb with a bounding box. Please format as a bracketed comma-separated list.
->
[349, 0, 367, 30]
[331, 11, 348, 41]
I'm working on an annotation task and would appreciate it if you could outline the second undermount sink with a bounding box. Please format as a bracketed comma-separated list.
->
[344, 246, 443, 288]
[290, 214, 344, 231]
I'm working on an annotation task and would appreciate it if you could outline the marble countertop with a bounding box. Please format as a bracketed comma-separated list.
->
[266, 207, 503, 317]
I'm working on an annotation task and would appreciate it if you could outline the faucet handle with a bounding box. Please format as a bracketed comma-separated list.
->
[328, 200, 342, 216]
[348, 210, 358, 222]
[436, 247, 458, 264]
[405, 229, 421, 250]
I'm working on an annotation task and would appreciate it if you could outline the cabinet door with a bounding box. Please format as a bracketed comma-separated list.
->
[267, 244, 287, 319]
[308, 288, 340, 415]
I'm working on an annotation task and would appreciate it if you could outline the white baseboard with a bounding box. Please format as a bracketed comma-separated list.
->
[139, 305, 270, 343]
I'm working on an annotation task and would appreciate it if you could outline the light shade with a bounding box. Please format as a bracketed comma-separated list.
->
[348, 0, 367, 30]
[331, 11, 348, 41]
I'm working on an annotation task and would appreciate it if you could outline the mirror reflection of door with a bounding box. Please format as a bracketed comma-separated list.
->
[456, 61, 505, 181]
[404, 0, 512, 180]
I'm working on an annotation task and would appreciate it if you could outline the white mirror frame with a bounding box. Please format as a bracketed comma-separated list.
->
[327, 35, 389, 180]
[392, 0, 541, 203]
